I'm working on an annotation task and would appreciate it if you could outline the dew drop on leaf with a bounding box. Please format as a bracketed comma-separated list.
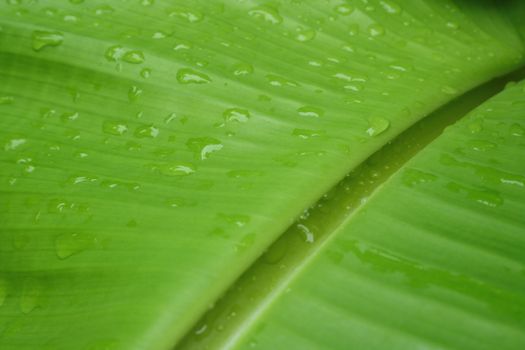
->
[20, 278, 41, 314]
[54, 232, 93, 259]
[32, 30, 63, 51]
[231, 62, 254, 76]
[248, 5, 282, 24]
[223, 108, 250, 123]
[366, 117, 390, 136]
[368, 24, 385, 37]
[292, 128, 325, 139]
[128, 85, 143, 102]
[134, 124, 159, 138]
[294, 28, 316, 42]
[177, 68, 211, 84]
[510, 123, 524, 136]
[102, 121, 128, 136]
[186, 137, 223, 160]
[122, 50, 145, 64]
[379, 0, 401, 14]
[334, 4, 354, 15]
[297, 106, 324, 118]
[140, 68, 152, 78]
[160, 163, 196, 177]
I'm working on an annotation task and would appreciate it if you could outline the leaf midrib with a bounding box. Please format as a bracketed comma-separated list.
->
[175, 65, 525, 350]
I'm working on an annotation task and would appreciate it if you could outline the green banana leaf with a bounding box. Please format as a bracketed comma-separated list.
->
[0, 0, 524, 349]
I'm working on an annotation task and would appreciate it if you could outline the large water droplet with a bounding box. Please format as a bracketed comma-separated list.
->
[366, 117, 390, 136]
[55, 232, 93, 259]
[368, 24, 385, 37]
[186, 137, 223, 160]
[292, 128, 325, 139]
[4, 138, 26, 151]
[379, 0, 401, 14]
[334, 4, 354, 15]
[223, 108, 250, 123]
[32, 30, 63, 51]
[177, 68, 211, 84]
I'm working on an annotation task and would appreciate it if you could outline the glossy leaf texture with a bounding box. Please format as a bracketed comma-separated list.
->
[230, 79, 525, 350]
[0, 1, 524, 349]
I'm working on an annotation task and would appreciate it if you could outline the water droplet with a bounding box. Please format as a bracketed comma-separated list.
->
[134, 124, 159, 138]
[334, 4, 354, 15]
[60, 111, 79, 122]
[441, 85, 458, 95]
[446, 21, 459, 30]
[467, 121, 483, 133]
[468, 139, 496, 152]
[177, 68, 211, 84]
[294, 28, 316, 42]
[168, 7, 204, 23]
[297, 106, 324, 118]
[296, 224, 314, 243]
[140, 68, 152, 78]
[20, 278, 41, 314]
[217, 213, 250, 227]
[0, 96, 14, 105]
[122, 50, 144, 64]
[366, 117, 390, 136]
[4, 138, 26, 151]
[32, 30, 63, 51]
[186, 137, 223, 160]
[447, 182, 503, 208]
[379, 0, 401, 14]
[128, 85, 143, 102]
[333, 70, 368, 83]
[223, 108, 250, 123]
[159, 163, 196, 176]
[368, 24, 385, 37]
[231, 62, 254, 76]
[266, 74, 298, 87]
[105, 45, 125, 62]
[103, 120, 128, 136]
[402, 169, 437, 187]
[292, 128, 325, 139]
[248, 5, 282, 24]
[55, 232, 94, 259]
[510, 123, 524, 136]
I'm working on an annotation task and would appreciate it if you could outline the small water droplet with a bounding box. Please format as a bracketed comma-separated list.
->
[292, 128, 325, 139]
[105, 45, 126, 62]
[60, 111, 79, 122]
[296, 224, 315, 243]
[4, 138, 26, 151]
[217, 213, 250, 227]
[223, 108, 250, 123]
[186, 137, 223, 160]
[468, 139, 496, 152]
[231, 62, 254, 76]
[159, 163, 196, 176]
[334, 4, 354, 15]
[402, 169, 437, 187]
[55, 232, 93, 259]
[294, 28, 316, 42]
[103, 120, 128, 136]
[0, 96, 14, 105]
[368, 24, 385, 37]
[510, 123, 524, 137]
[366, 117, 390, 136]
[297, 106, 324, 118]
[122, 50, 144, 64]
[177, 68, 211, 84]
[140, 68, 152, 78]
[128, 85, 143, 102]
[248, 5, 282, 24]
[32, 30, 63, 51]
[266, 74, 298, 87]
[379, 0, 401, 14]
[441, 85, 458, 95]
[168, 7, 204, 23]
[134, 124, 159, 138]
[20, 278, 41, 314]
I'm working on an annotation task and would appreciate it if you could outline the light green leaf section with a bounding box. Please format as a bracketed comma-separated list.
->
[232, 79, 525, 350]
[0, 1, 523, 349]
